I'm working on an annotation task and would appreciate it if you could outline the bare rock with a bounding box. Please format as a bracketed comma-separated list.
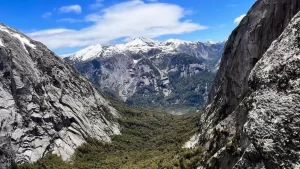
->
[0, 23, 120, 164]
[187, 0, 300, 168]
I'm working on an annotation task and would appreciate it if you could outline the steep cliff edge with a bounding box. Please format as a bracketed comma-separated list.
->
[0, 23, 120, 164]
[235, 11, 300, 168]
[206, 0, 300, 131]
[190, 0, 300, 168]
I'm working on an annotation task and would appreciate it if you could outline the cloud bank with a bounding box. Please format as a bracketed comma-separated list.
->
[59, 5, 82, 14]
[234, 14, 246, 24]
[29, 0, 207, 50]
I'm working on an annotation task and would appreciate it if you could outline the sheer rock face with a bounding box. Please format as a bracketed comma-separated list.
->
[240, 13, 300, 168]
[0, 23, 120, 165]
[190, 0, 300, 168]
[206, 0, 300, 129]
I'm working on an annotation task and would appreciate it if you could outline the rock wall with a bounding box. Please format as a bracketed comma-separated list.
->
[0, 23, 120, 164]
[190, 0, 300, 168]
[236, 12, 300, 168]
[207, 0, 300, 129]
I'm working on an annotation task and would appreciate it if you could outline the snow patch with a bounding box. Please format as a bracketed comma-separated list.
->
[294, 54, 300, 60]
[205, 40, 216, 45]
[183, 133, 200, 148]
[69, 44, 103, 61]
[0, 39, 4, 47]
[125, 37, 158, 47]
[163, 89, 171, 97]
[133, 58, 142, 64]
[294, 164, 300, 169]
[164, 39, 192, 48]
[0, 25, 36, 53]
[165, 39, 191, 44]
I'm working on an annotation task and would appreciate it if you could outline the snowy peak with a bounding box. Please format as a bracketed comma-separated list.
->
[65, 36, 224, 109]
[66, 37, 225, 62]
[204, 40, 227, 47]
[165, 39, 191, 45]
[124, 37, 158, 47]
[205, 40, 216, 45]
[69, 44, 103, 61]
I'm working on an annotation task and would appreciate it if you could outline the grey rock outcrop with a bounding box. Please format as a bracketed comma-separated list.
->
[0, 136, 14, 169]
[186, 0, 300, 168]
[206, 0, 300, 129]
[237, 12, 300, 168]
[65, 39, 224, 108]
[0, 23, 120, 165]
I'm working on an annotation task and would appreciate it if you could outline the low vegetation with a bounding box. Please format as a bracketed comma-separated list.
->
[17, 101, 203, 169]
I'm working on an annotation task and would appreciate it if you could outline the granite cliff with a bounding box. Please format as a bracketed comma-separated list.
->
[188, 0, 300, 168]
[0, 23, 120, 165]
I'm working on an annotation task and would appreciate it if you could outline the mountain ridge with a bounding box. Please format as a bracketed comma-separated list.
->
[64, 38, 225, 108]
[65, 38, 225, 62]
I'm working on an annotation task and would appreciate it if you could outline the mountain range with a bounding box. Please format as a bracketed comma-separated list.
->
[64, 38, 225, 109]
[2, 0, 300, 168]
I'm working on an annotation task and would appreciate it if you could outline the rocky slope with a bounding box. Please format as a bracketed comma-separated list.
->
[186, 0, 300, 168]
[65, 38, 224, 108]
[0, 23, 120, 165]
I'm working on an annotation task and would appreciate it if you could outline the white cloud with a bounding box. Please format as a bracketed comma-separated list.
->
[234, 14, 246, 24]
[29, 29, 74, 37]
[29, 0, 207, 50]
[85, 14, 103, 22]
[90, 0, 104, 10]
[57, 18, 83, 23]
[60, 52, 74, 58]
[59, 5, 82, 14]
[42, 12, 52, 18]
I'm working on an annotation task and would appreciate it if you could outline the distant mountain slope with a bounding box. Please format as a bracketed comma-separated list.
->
[65, 38, 225, 108]
[0, 23, 120, 165]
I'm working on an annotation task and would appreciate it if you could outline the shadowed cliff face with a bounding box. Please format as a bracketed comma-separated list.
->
[191, 0, 300, 168]
[237, 11, 300, 168]
[207, 0, 300, 127]
[0, 23, 120, 165]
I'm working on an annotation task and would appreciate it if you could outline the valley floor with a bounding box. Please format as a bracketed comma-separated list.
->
[17, 101, 204, 169]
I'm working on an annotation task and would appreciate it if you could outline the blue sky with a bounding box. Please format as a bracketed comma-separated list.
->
[0, 0, 255, 55]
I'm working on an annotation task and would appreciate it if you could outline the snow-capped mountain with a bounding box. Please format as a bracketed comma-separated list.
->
[65, 38, 225, 108]
[69, 38, 224, 62]
[69, 44, 103, 61]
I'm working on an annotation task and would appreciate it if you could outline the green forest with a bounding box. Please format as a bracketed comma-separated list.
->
[17, 100, 204, 169]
